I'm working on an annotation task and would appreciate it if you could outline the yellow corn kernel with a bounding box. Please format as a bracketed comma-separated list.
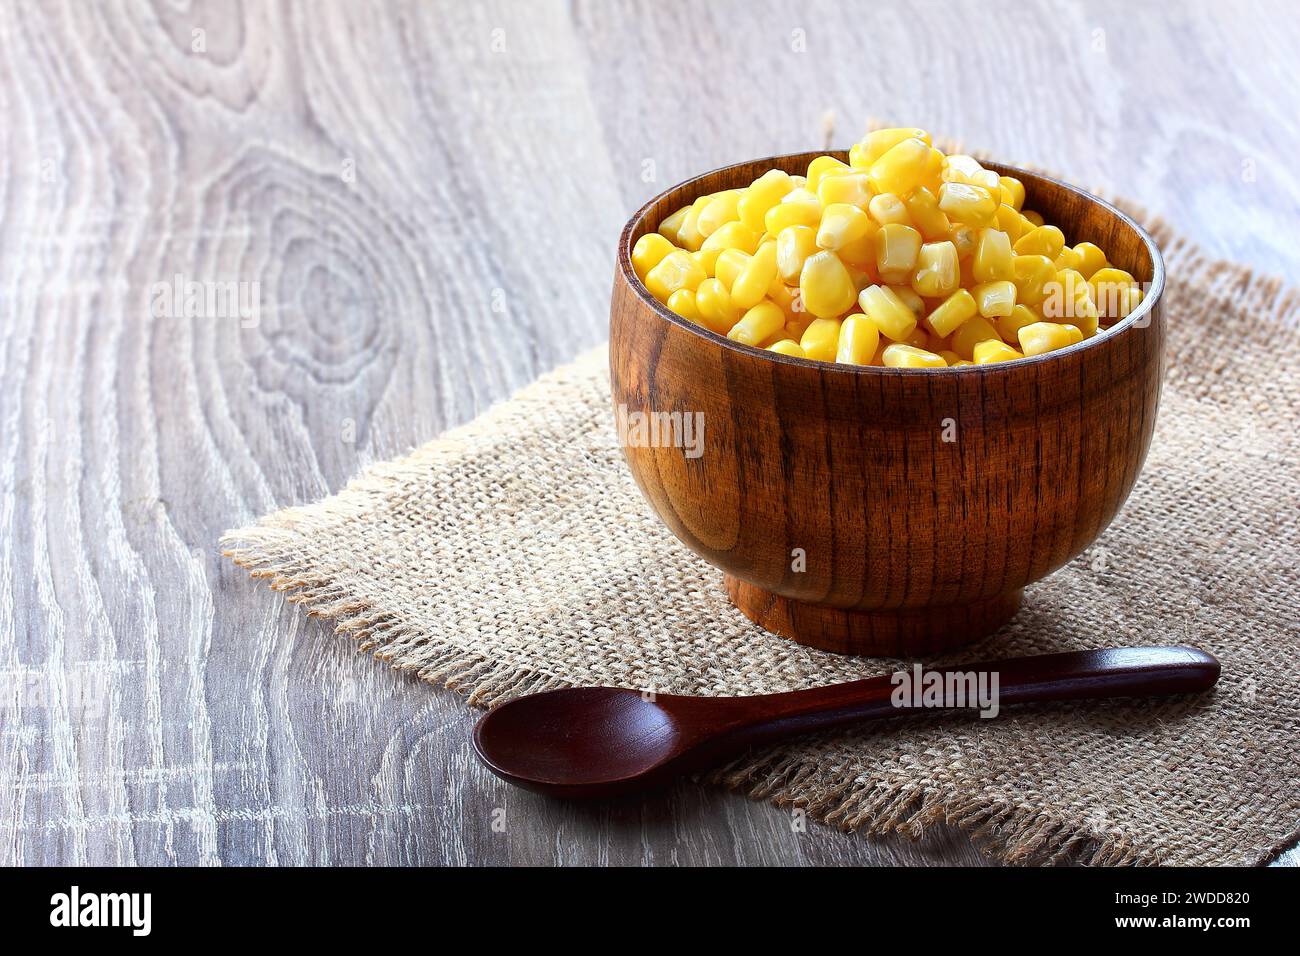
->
[714, 249, 750, 290]
[868, 138, 931, 196]
[859, 284, 918, 342]
[816, 171, 872, 210]
[695, 278, 739, 333]
[691, 248, 720, 276]
[999, 176, 1026, 211]
[645, 249, 707, 302]
[939, 350, 962, 365]
[768, 338, 806, 358]
[765, 189, 823, 233]
[700, 220, 762, 256]
[1012, 254, 1056, 306]
[973, 339, 1023, 364]
[948, 222, 978, 259]
[806, 155, 852, 192]
[737, 169, 794, 231]
[632, 233, 675, 279]
[996, 304, 1041, 343]
[904, 187, 951, 241]
[730, 241, 779, 310]
[937, 182, 997, 227]
[875, 223, 922, 284]
[868, 193, 911, 227]
[1054, 245, 1083, 273]
[925, 288, 978, 338]
[1022, 209, 1044, 227]
[799, 250, 857, 318]
[784, 315, 812, 340]
[666, 289, 700, 322]
[769, 277, 800, 315]
[1089, 266, 1137, 296]
[941, 155, 999, 192]
[859, 127, 932, 164]
[728, 301, 786, 346]
[882, 343, 946, 369]
[836, 228, 879, 271]
[973, 228, 1014, 282]
[973, 279, 1016, 318]
[921, 148, 945, 194]
[1018, 321, 1082, 356]
[836, 313, 881, 365]
[675, 196, 712, 252]
[912, 240, 960, 298]
[800, 317, 842, 362]
[817, 203, 873, 251]
[1013, 224, 1065, 259]
[893, 286, 926, 315]
[696, 190, 742, 237]
[1072, 242, 1107, 279]
[776, 225, 819, 284]
[657, 205, 689, 244]
[951, 314, 1001, 360]
[995, 204, 1032, 243]
[902, 325, 930, 348]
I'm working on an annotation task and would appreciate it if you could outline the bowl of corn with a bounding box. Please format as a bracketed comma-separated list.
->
[610, 129, 1165, 656]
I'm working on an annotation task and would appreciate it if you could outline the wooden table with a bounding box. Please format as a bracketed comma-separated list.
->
[4, 0, 1296, 866]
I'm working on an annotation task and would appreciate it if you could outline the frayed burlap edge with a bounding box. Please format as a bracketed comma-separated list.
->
[221, 166, 1300, 868]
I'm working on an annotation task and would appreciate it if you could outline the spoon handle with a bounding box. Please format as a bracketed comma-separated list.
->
[680, 645, 1219, 754]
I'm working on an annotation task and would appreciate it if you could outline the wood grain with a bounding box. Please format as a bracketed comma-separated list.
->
[1, 0, 1296, 866]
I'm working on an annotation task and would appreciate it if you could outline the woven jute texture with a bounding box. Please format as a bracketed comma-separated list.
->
[223, 209, 1300, 867]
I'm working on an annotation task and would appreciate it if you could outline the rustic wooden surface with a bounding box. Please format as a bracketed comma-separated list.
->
[2, 0, 1296, 866]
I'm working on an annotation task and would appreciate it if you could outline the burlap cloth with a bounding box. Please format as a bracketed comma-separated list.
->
[222, 201, 1300, 867]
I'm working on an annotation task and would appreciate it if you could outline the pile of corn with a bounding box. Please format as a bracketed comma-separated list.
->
[631, 128, 1144, 368]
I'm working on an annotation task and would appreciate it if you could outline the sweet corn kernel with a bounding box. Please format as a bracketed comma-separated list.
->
[859, 284, 918, 342]
[1022, 209, 1045, 227]
[1089, 266, 1138, 318]
[1073, 242, 1108, 280]
[696, 190, 742, 237]
[999, 176, 1026, 211]
[737, 170, 794, 231]
[1054, 245, 1082, 273]
[973, 279, 1016, 317]
[939, 350, 962, 365]
[882, 343, 946, 368]
[893, 286, 926, 315]
[817, 172, 872, 210]
[912, 240, 960, 298]
[837, 229, 879, 271]
[776, 225, 819, 284]
[701, 220, 762, 255]
[951, 314, 1001, 360]
[728, 301, 786, 346]
[1012, 254, 1056, 306]
[768, 339, 806, 358]
[658, 205, 689, 244]
[645, 249, 707, 301]
[973, 339, 1023, 364]
[800, 317, 842, 362]
[938, 182, 997, 226]
[836, 313, 881, 365]
[973, 228, 1014, 283]
[714, 249, 750, 290]
[859, 127, 932, 165]
[904, 187, 951, 240]
[731, 241, 779, 310]
[1018, 321, 1082, 356]
[675, 197, 712, 251]
[695, 278, 739, 333]
[868, 193, 911, 227]
[949, 222, 978, 259]
[875, 223, 922, 284]
[868, 138, 931, 196]
[924, 288, 978, 338]
[765, 189, 824, 233]
[806, 155, 852, 192]
[817, 203, 873, 251]
[800, 250, 858, 318]
[666, 288, 700, 322]
[995, 204, 1031, 243]
[691, 247, 720, 276]
[632, 233, 675, 279]
[996, 304, 1041, 343]
[1014, 224, 1066, 259]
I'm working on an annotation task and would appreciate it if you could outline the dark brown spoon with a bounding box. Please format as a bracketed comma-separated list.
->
[473, 646, 1219, 798]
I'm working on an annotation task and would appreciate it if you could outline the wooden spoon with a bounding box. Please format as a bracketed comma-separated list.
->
[472, 646, 1219, 798]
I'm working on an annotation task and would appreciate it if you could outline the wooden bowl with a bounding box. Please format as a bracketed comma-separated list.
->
[609, 152, 1165, 657]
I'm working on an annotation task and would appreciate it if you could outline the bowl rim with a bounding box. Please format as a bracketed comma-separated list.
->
[617, 150, 1165, 375]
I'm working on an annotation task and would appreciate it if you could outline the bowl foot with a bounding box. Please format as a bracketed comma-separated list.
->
[725, 576, 1023, 657]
